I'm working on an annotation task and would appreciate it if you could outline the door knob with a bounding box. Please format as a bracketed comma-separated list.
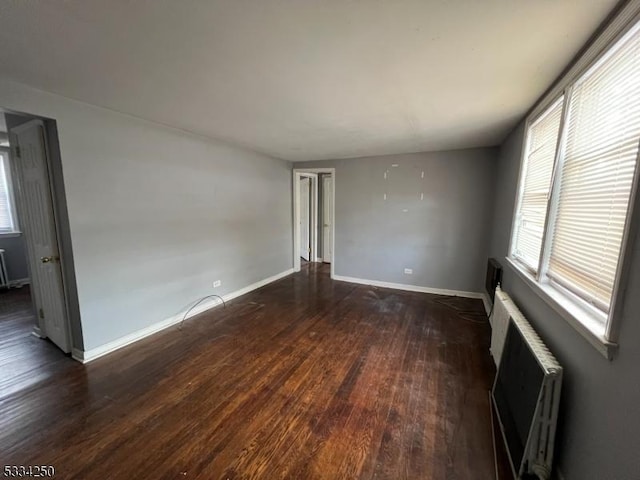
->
[40, 256, 59, 263]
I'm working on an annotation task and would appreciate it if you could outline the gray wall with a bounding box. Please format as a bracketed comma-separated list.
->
[0, 78, 293, 352]
[296, 148, 498, 293]
[489, 122, 640, 480]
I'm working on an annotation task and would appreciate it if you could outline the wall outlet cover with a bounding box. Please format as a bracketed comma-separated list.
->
[404, 268, 413, 275]
[213, 280, 222, 288]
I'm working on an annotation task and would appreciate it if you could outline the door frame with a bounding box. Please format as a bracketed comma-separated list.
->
[322, 174, 333, 263]
[293, 168, 336, 279]
[293, 171, 317, 268]
[298, 175, 312, 262]
[9, 118, 74, 352]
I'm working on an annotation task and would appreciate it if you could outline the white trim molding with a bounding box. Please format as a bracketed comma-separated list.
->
[31, 325, 45, 339]
[505, 257, 617, 360]
[72, 268, 294, 364]
[333, 274, 487, 301]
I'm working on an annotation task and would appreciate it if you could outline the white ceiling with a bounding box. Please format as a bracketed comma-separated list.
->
[0, 0, 618, 161]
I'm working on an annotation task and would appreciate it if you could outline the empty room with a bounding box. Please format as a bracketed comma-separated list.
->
[1, 1, 639, 479]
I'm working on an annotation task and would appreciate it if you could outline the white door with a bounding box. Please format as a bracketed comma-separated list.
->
[300, 177, 310, 261]
[322, 175, 333, 263]
[10, 120, 71, 353]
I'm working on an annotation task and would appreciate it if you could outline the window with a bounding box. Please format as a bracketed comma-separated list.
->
[0, 150, 18, 234]
[509, 19, 640, 348]
[512, 97, 564, 273]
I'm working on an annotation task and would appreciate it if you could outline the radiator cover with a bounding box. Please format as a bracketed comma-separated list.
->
[491, 287, 563, 480]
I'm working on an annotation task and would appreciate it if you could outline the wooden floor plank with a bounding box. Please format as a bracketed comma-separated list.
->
[0, 264, 507, 479]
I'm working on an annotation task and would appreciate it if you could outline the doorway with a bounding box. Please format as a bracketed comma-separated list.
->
[0, 109, 78, 359]
[321, 174, 333, 263]
[299, 176, 312, 263]
[293, 168, 335, 278]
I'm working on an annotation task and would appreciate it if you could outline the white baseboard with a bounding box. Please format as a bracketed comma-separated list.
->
[31, 325, 44, 338]
[333, 274, 486, 301]
[72, 268, 294, 364]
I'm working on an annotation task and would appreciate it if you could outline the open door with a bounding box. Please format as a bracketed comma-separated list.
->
[9, 120, 71, 353]
[322, 175, 333, 263]
[300, 177, 310, 261]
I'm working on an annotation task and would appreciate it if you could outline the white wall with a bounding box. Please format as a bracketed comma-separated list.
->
[0, 78, 293, 352]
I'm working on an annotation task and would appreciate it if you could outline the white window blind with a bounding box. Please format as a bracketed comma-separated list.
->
[0, 152, 16, 233]
[547, 22, 640, 314]
[512, 97, 563, 272]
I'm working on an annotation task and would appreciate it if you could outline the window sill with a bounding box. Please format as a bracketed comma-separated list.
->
[505, 256, 618, 360]
[0, 232, 22, 238]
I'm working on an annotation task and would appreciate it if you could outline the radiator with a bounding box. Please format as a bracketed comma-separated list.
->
[491, 286, 563, 480]
[485, 258, 503, 303]
[490, 286, 511, 365]
[0, 249, 8, 287]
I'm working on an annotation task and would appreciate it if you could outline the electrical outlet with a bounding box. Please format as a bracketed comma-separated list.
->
[404, 268, 413, 275]
[213, 280, 222, 288]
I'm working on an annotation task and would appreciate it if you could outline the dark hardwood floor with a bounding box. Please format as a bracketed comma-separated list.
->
[0, 286, 73, 400]
[1, 264, 508, 479]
